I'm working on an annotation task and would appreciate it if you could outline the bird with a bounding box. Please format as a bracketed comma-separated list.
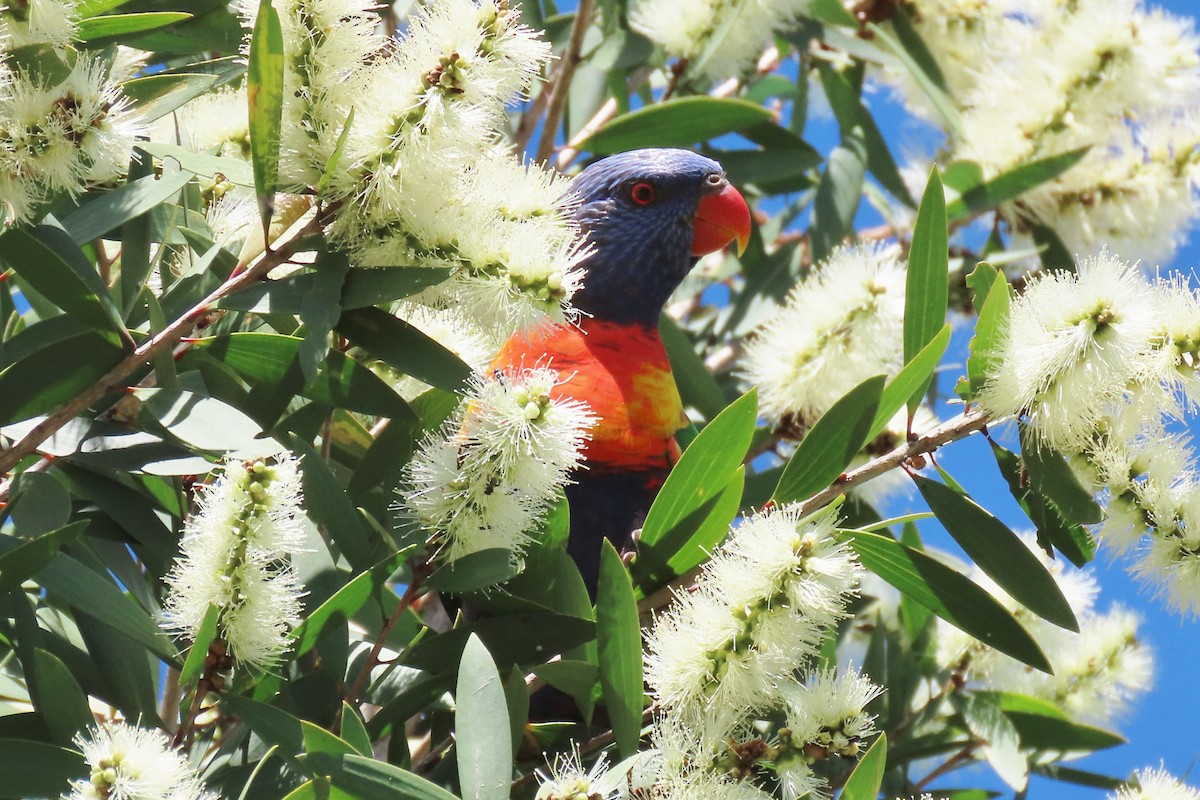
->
[491, 148, 751, 592]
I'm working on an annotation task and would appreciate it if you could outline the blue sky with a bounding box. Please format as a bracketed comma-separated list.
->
[536, 0, 1200, 795]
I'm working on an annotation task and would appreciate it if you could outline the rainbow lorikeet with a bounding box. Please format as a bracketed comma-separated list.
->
[492, 149, 751, 591]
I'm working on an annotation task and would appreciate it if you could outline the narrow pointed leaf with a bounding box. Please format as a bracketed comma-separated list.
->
[914, 475, 1078, 631]
[597, 540, 644, 758]
[178, 604, 220, 688]
[905, 168, 948, 413]
[946, 148, 1089, 221]
[247, 0, 285, 233]
[991, 442, 1094, 568]
[62, 171, 192, 244]
[0, 227, 126, 344]
[774, 375, 885, 504]
[339, 703, 374, 757]
[1019, 425, 1103, 524]
[839, 530, 1051, 672]
[0, 522, 85, 595]
[965, 271, 1010, 398]
[31, 648, 93, 745]
[76, 11, 191, 40]
[582, 97, 773, 154]
[868, 324, 950, 440]
[840, 733, 887, 800]
[639, 389, 756, 549]
[810, 126, 866, 264]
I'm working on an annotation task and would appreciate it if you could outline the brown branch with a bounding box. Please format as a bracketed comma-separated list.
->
[0, 208, 329, 477]
[915, 742, 981, 790]
[534, 0, 596, 164]
[343, 563, 430, 707]
[638, 407, 995, 619]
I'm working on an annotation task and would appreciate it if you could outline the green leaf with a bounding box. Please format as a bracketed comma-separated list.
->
[291, 548, 414, 657]
[318, 108, 355, 196]
[303, 753, 459, 800]
[133, 387, 281, 458]
[119, 72, 220, 122]
[991, 442, 1094, 568]
[77, 11, 191, 40]
[429, 549, 521, 594]
[289, 436, 377, 570]
[1031, 221, 1075, 272]
[300, 251, 349, 382]
[868, 324, 950, 440]
[10, 472, 71, 536]
[400, 613, 594, 673]
[868, 22, 964, 138]
[905, 168, 949, 413]
[839, 530, 1051, 672]
[62, 171, 193, 244]
[339, 703, 374, 757]
[581, 97, 773, 154]
[0, 539, 178, 661]
[946, 148, 1089, 221]
[0, 227, 126, 344]
[807, 0, 858, 26]
[1019, 425, 1103, 524]
[0, 332, 125, 425]
[634, 467, 744, 592]
[194, 333, 416, 420]
[247, 0, 285, 232]
[839, 733, 887, 800]
[659, 314, 727, 422]
[0, 523, 84, 595]
[31, 648, 93, 745]
[220, 268, 452, 314]
[914, 475, 1079, 632]
[809, 126, 866, 264]
[1032, 764, 1128, 791]
[0, 740, 86, 799]
[638, 390, 756, 551]
[818, 65, 917, 208]
[957, 693, 1027, 790]
[222, 695, 304, 755]
[964, 272, 1010, 399]
[455, 635, 511, 800]
[136, 141, 255, 186]
[1001, 709, 1124, 752]
[774, 375, 885, 504]
[596, 540, 644, 758]
[77, 0, 134, 18]
[336, 308, 473, 394]
[178, 604, 220, 688]
[302, 721, 358, 759]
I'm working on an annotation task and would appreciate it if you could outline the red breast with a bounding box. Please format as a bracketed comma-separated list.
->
[492, 320, 685, 472]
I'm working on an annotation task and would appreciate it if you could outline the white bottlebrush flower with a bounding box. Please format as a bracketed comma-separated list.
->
[535, 751, 617, 800]
[1113, 767, 1200, 800]
[152, 84, 250, 159]
[629, 0, 810, 82]
[0, 56, 144, 225]
[741, 243, 907, 429]
[66, 722, 216, 800]
[978, 250, 1161, 451]
[1, 0, 78, 51]
[400, 367, 595, 563]
[161, 456, 306, 670]
[774, 668, 882, 800]
[1145, 277, 1200, 415]
[1132, 529, 1200, 618]
[898, 0, 1200, 261]
[936, 534, 1153, 724]
[645, 506, 860, 750]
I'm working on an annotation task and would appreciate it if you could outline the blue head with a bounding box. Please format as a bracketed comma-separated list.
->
[566, 148, 750, 327]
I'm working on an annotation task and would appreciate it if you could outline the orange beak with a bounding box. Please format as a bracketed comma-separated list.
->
[691, 182, 752, 257]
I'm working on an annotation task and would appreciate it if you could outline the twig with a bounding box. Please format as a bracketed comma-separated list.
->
[554, 65, 654, 169]
[534, 0, 595, 164]
[343, 564, 430, 706]
[638, 408, 996, 618]
[0, 208, 330, 477]
[915, 742, 980, 790]
[413, 733, 454, 774]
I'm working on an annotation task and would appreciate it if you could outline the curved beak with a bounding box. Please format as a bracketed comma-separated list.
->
[691, 182, 752, 257]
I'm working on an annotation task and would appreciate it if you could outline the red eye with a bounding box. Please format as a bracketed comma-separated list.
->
[630, 182, 656, 205]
